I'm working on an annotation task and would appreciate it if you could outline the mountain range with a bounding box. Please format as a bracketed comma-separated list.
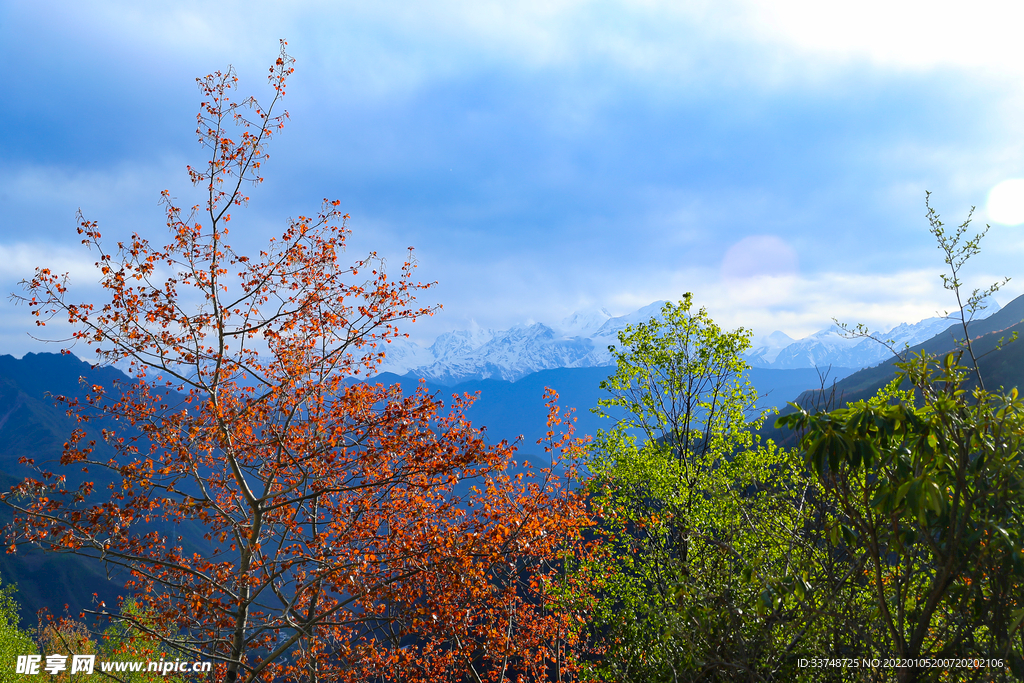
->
[760, 293, 1024, 447]
[376, 300, 1002, 384]
[0, 295, 1019, 620]
[375, 302, 662, 384]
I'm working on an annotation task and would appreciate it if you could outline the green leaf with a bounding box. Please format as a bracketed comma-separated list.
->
[894, 480, 912, 509]
[924, 480, 943, 514]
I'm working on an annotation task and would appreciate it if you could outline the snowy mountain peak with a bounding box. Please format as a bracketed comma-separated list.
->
[757, 330, 797, 347]
[428, 327, 494, 363]
[371, 299, 1005, 385]
[559, 307, 613, 336]
[746, 330, 797, 365]
[750, 312, 996, 371]
[594, 301, 668, 337]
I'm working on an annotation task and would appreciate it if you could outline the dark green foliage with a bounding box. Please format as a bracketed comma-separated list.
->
[773, 200, 1024, 682]
[779, 352, 1024, 679]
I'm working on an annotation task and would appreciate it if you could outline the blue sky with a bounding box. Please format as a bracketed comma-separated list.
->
[3, 1, 1024, 356]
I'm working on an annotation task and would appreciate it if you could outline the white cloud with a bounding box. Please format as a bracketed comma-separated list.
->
[696, 267, 1020, 341]
[0, 161, 175, 218]
[0, 243, 99, 285]
[18, 0, 1024, 100]
[0, 242, 104, 358]
[6, 0, 1024, 359]
[405, 245, 1004, 345]
[736, 0, 1024, 75]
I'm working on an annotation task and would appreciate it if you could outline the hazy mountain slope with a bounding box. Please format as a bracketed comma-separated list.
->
[763, 295, 1024, 446]
[370, 365, 856, 453]
[745, 331, 796, 366]
[0, 355, 129, 620]
[812, 295, 1023, 403]
[0, 354, 215, 621]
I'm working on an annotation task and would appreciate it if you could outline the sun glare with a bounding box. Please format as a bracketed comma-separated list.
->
[987, 178, 1024, 225]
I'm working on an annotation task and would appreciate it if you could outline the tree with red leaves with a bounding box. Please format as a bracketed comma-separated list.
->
[8, 42, 591, 683]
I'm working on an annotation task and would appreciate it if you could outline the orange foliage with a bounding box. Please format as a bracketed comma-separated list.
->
[6, 42, 593, 683]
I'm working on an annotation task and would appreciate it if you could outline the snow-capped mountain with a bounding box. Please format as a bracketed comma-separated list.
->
[559, 307, 613, 336]
[745, 331, 797, 366]
[412, 324, 595, 384]
[750, 305, 1000, 370]
[372, 301, 1002, 384]
[429, 327, 496, 364]
[374, 302, 668, 383]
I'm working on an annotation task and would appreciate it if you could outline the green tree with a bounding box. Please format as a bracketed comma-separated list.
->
[578, 296, 838, 682]
[779, 199, 1024, 681]
[780, 356, 1024, 681]
[0, 579, 37, 683]
[27, 602, 188, 682]
[94, 600, 188, 683]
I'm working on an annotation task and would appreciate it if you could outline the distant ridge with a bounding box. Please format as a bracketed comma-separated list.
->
[374, 300, 1001, 385]
[0, 353, 214, 621]
[748, 315, 973, 370]
[0, 353, 130, 620]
